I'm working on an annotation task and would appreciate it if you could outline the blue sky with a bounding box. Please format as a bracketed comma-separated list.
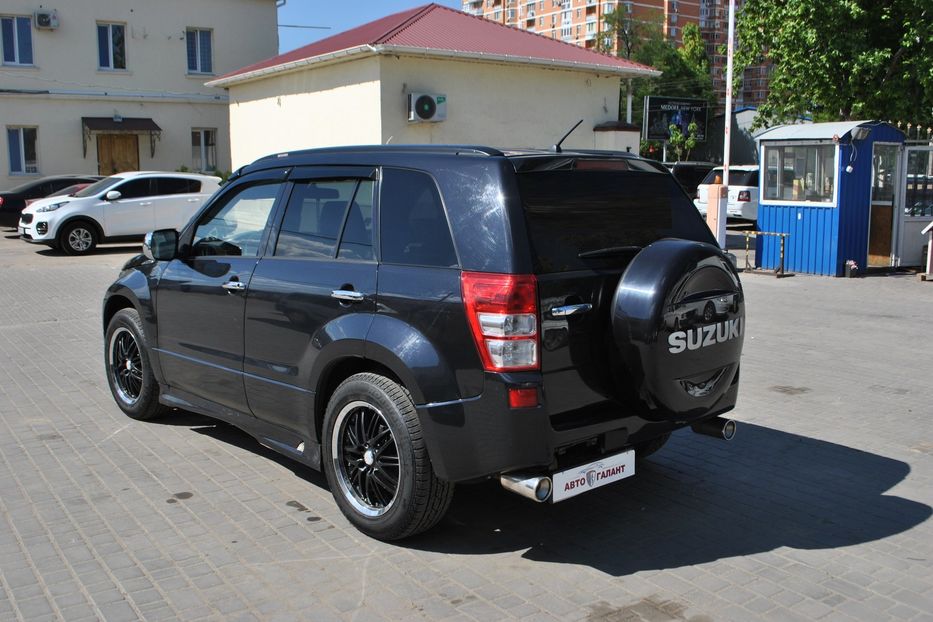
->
[277, 1, 462, 54]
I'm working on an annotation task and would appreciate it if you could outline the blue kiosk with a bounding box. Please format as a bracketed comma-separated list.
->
[755, 121, 906, 276]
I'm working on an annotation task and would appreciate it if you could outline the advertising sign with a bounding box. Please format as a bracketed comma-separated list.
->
[643, 96, 708, 142]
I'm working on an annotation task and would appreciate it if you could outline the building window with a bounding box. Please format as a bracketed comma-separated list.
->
[186, 28, 213, 74]
[191, 128, 217, 172]
[1, 16, 33, 65]
[763, 143, 836, 204]
[7, 127, 38, 174]
[97, 23, 126, 70]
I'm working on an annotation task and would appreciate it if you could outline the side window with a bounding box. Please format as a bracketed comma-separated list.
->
[380, 169, 457, 267]
[274, 179, 373, 260]
[193, 183, 280, 257]
[113, 178, 151, 200]
[153, 177, 200, 196]
[338, 180, 374, 261]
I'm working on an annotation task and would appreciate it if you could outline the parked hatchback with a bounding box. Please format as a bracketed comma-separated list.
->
[103, 146, 744, 540]
[694, 165, 759, 221]
[0, 174, 102, 227]
[19, 172, 221, 254]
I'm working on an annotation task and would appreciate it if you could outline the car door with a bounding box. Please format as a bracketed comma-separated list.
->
[152, 177, 206, 230]
[243, 167, 378, 436]
[156, 172, 286, 414]
[103, 177, 155, 236]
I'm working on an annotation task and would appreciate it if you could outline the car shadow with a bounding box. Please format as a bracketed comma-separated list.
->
[405, 423, 930, 575]
[150, 416, 930, 574]
[162, 416, 328, 488]
[36, 245, 140, 257]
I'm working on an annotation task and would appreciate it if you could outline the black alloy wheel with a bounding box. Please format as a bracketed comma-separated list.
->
[104, 308, 169, 421]
[322, 373, 454, 540]
[109, 327, 143, 405]
[333, 401, 401, 515]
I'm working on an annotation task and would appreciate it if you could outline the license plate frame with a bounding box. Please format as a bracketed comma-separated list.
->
[551, 449, 635, 502]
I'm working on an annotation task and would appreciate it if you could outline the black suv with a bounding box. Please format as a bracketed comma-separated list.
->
[103, 146, 744, 540]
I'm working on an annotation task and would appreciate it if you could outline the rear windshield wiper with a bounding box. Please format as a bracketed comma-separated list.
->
[578, 245, 642, 259]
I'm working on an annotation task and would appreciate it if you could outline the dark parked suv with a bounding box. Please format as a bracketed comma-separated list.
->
[103, 145, 744, 540]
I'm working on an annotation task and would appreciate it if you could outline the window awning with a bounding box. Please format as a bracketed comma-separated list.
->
[82, 117, 162, 157]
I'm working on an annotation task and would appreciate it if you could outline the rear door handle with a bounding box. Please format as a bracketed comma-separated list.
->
[331, 289, 364, 303]
[139, 201, 153, 206]
[550, 303, 592, 318]
[187, 198, 201, 203]
[222, 280, 246, 292]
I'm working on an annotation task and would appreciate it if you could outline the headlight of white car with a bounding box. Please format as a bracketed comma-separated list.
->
[36, 202, 68, 213]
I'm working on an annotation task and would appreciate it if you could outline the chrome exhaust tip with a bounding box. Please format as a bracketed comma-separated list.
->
[691, 417, 736, 440]
[499, 473, 552, 502]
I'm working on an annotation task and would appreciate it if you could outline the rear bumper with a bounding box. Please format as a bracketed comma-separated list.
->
[417, 373, 738, 482]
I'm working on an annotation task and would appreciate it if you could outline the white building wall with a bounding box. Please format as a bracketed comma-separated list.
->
[0, 0, 277, 189]
[227, 57, 383, 168]
[378, 56, 622, 150]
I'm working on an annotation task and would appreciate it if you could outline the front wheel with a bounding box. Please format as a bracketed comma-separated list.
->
[60, 221, 98, 255]
[322, 373, 454, 540]
[105, 308, 169, 421]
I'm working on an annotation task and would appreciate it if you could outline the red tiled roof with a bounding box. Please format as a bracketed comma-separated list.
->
[210, 3, 657, 86]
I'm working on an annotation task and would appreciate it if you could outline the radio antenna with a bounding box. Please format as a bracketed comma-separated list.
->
[551, 119, 583, 153]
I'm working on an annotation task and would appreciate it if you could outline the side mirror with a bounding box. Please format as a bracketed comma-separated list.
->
[143, 229, 178, 261]
[105, 190, 122, 201]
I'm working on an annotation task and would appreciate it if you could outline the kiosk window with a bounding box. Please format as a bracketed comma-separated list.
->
[764, 144, 836, 203]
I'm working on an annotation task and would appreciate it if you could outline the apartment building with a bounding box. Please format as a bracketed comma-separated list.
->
[462, 0, 700, 50]
[464, 0, 771, 115]
[0, 0, 277, 190]
[700, 0, 769, 112]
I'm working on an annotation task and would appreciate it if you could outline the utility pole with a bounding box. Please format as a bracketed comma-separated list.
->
[717, 0, 737, 249]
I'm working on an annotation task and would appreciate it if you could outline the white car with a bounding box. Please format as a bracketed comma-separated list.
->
[693, 165, 760, 221]
[19, 172, 221, 255]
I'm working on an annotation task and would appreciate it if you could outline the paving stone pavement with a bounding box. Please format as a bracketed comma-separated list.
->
[0, 230, 931, 622]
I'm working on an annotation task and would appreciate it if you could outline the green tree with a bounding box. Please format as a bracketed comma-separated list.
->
[668, 121, 700, 160]
[735, 0, 933, 127]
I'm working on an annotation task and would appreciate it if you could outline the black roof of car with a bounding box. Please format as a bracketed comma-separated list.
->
[239, 145, 651, 181]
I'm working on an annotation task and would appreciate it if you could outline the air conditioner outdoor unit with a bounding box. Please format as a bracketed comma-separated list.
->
[34, 10, 59, 30]
[407, 93, 447, 123]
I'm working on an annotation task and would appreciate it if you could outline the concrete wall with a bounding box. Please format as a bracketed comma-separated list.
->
[0, 97, 229, 181]
[378, 55, 622, 151]
[227, 57, 383, 167]
[0, 0, 277, 189]
[224, 54, 624, 167]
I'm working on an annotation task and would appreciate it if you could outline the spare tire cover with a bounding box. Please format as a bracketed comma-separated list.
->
[611, 238, 744, 421]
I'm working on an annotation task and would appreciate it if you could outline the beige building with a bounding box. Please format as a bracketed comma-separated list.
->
[463, 0, 701, 50]
[209, 4, 657, 168]
[0, 0, 277, 190]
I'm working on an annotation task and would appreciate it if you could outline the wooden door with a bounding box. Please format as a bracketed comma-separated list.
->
[97, 135, 139, 175]
[868, 143, 899, 267]
[868, 205, 894, 266]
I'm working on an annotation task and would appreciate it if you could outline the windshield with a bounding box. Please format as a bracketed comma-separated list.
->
[700, 168, 758, 187]
[74, 177, 123, 198]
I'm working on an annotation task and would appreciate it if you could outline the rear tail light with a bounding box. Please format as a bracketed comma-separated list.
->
[737, 190, 751, 202]
[0, 196, 4, 206]
[461, 272, 539, 371]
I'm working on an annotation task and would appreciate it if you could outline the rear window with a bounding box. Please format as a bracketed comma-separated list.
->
[517, 167, 715, 273]
[700, 168, 758, 187]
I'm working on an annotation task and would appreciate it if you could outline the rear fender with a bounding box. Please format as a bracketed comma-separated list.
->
[363, 314, 460, 406]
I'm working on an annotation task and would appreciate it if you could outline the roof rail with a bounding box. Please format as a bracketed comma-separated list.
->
[255, 144, 504, 162]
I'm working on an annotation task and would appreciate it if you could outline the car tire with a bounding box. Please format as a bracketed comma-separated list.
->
[322, 373, 454, 541]
[60, 221, 98, 255]
[635, 433, 670, 461]
[105, 308, 169, 421]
